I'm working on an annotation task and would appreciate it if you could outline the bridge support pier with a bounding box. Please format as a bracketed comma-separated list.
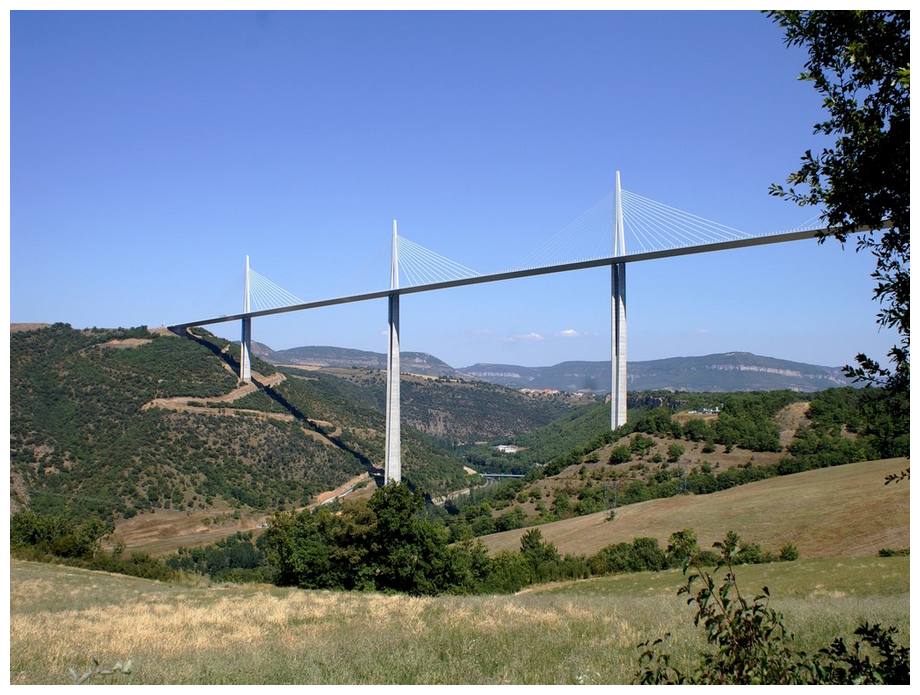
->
[241, 318, 252, 383]
[384, 221, 402, 483]
[611, 171, 627, 429]
[241, 255, 252, 383]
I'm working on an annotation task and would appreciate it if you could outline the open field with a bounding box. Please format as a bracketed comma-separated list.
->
[480, 458, 909, 557]
[10, 556, 908, 684]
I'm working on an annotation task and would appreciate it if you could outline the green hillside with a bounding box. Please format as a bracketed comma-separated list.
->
[10, 324, 588, 521]
[282, 366, 583, 445]
[447, 385, 908, 537]
[10, 324, 366, 519]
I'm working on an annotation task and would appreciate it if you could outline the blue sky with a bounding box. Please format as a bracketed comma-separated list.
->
[11, 10, 893, 368]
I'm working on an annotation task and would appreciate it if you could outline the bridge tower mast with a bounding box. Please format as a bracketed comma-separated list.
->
[384, 220, 402, 483]
[611, 171, 627, 429]
[241, 254, 252, 383]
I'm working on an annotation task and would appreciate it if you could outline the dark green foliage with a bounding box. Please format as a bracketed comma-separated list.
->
[630, 434, 655, 456]
[683, 419, 711, 442]
[878, 547, 909, 557]
[11, 509, 175, 581]
[9, 325, 363, 519]
[666, 529, 700, 566]
[779, 544, 800, 562]
[520, 528, 560, 574]
[767, 11, 909, 401]
[479, 551, 533, 594]
[666, 443, 684, 463]
[637, 532, 909, 684]
[608, 445, 632, 465]
[262, 483, 476, 595]
[10, 509, 111, 558]
[814, 623, 910, 685]
[81, 550, 177, 582]
[588, 537, 668, 575]
[166, 532, 271, 582]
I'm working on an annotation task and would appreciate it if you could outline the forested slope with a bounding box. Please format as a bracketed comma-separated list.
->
[10, 324, 495, 519]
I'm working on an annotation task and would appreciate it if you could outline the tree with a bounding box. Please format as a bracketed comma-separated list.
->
[519, 528, 560, 576]
[766, 11, 909, 400]
[667, 443, 685, 463]
[666, 528, 700, 566]
[366, 482, 452, 595]
[609, 445, 632, 465]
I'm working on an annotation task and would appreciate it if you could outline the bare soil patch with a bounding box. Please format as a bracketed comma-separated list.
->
[99, 338, 153, 349]
[776, 401, 811, 448]
[10, 323, 50, 333]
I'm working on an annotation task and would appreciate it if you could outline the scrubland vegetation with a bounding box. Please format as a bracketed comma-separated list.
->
[445, 384, 908, 536]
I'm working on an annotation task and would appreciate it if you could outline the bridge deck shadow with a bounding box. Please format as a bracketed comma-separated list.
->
[172, 327, 384, 487]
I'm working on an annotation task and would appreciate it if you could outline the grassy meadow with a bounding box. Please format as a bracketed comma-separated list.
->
[480, 458, 909, 557]
[10, 556, 908, 684]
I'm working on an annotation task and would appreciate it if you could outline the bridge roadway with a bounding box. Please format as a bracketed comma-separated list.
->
[168, 225, 861, 331]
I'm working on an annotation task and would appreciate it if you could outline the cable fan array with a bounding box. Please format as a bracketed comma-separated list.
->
[619, 189, 754, 253]
[234, 189, 825, 308]
[247, 267, 304, 311]
[514, 192, 615, 271]
[396, 235, 480, 287]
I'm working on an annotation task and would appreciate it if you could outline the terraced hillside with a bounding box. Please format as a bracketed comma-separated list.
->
[10, 324, 589, 522]
[10, 324, 482, 520]
[9, 324, 368, 519]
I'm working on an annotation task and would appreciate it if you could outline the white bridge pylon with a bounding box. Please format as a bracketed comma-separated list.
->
[173, 170, 849, 485]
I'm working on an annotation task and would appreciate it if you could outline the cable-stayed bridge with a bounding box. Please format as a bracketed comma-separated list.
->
[169, 171, 870, 485]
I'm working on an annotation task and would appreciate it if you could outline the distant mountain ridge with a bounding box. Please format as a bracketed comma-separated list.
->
[253, 343, 455, 376]
[256, 343, 849, 393]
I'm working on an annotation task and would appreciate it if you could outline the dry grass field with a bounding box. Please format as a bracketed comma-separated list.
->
[9, 556, 908, 684]
[479, 458, 909, 557]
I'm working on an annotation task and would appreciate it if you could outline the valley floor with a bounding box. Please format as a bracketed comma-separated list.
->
[10, 556, 909, 684]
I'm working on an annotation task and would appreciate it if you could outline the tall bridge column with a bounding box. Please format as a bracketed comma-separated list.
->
[384, 221, 402, 483]
[611, 171, 627, 429]
[241, 255, 252, 383]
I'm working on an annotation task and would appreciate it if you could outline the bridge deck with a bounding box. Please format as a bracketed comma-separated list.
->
[169, 226, 856, 331]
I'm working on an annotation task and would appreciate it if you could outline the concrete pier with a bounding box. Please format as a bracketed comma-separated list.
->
[611, 172, 627, 429]
[384, 221, 402, 483]
[241, 255, 252, 383]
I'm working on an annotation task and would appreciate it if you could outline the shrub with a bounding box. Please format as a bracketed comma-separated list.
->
[10, 510, 111, 559]
[589, 537, 668, 575]
[481, 551, 532, 593]
[779, 544, 799, 561]
[636, 533, 909, 684]
[878, 547, 909, 557]
[666, 529, 700, 566]
[609, 445, 632, 465]
[667, 443, 685, 463]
